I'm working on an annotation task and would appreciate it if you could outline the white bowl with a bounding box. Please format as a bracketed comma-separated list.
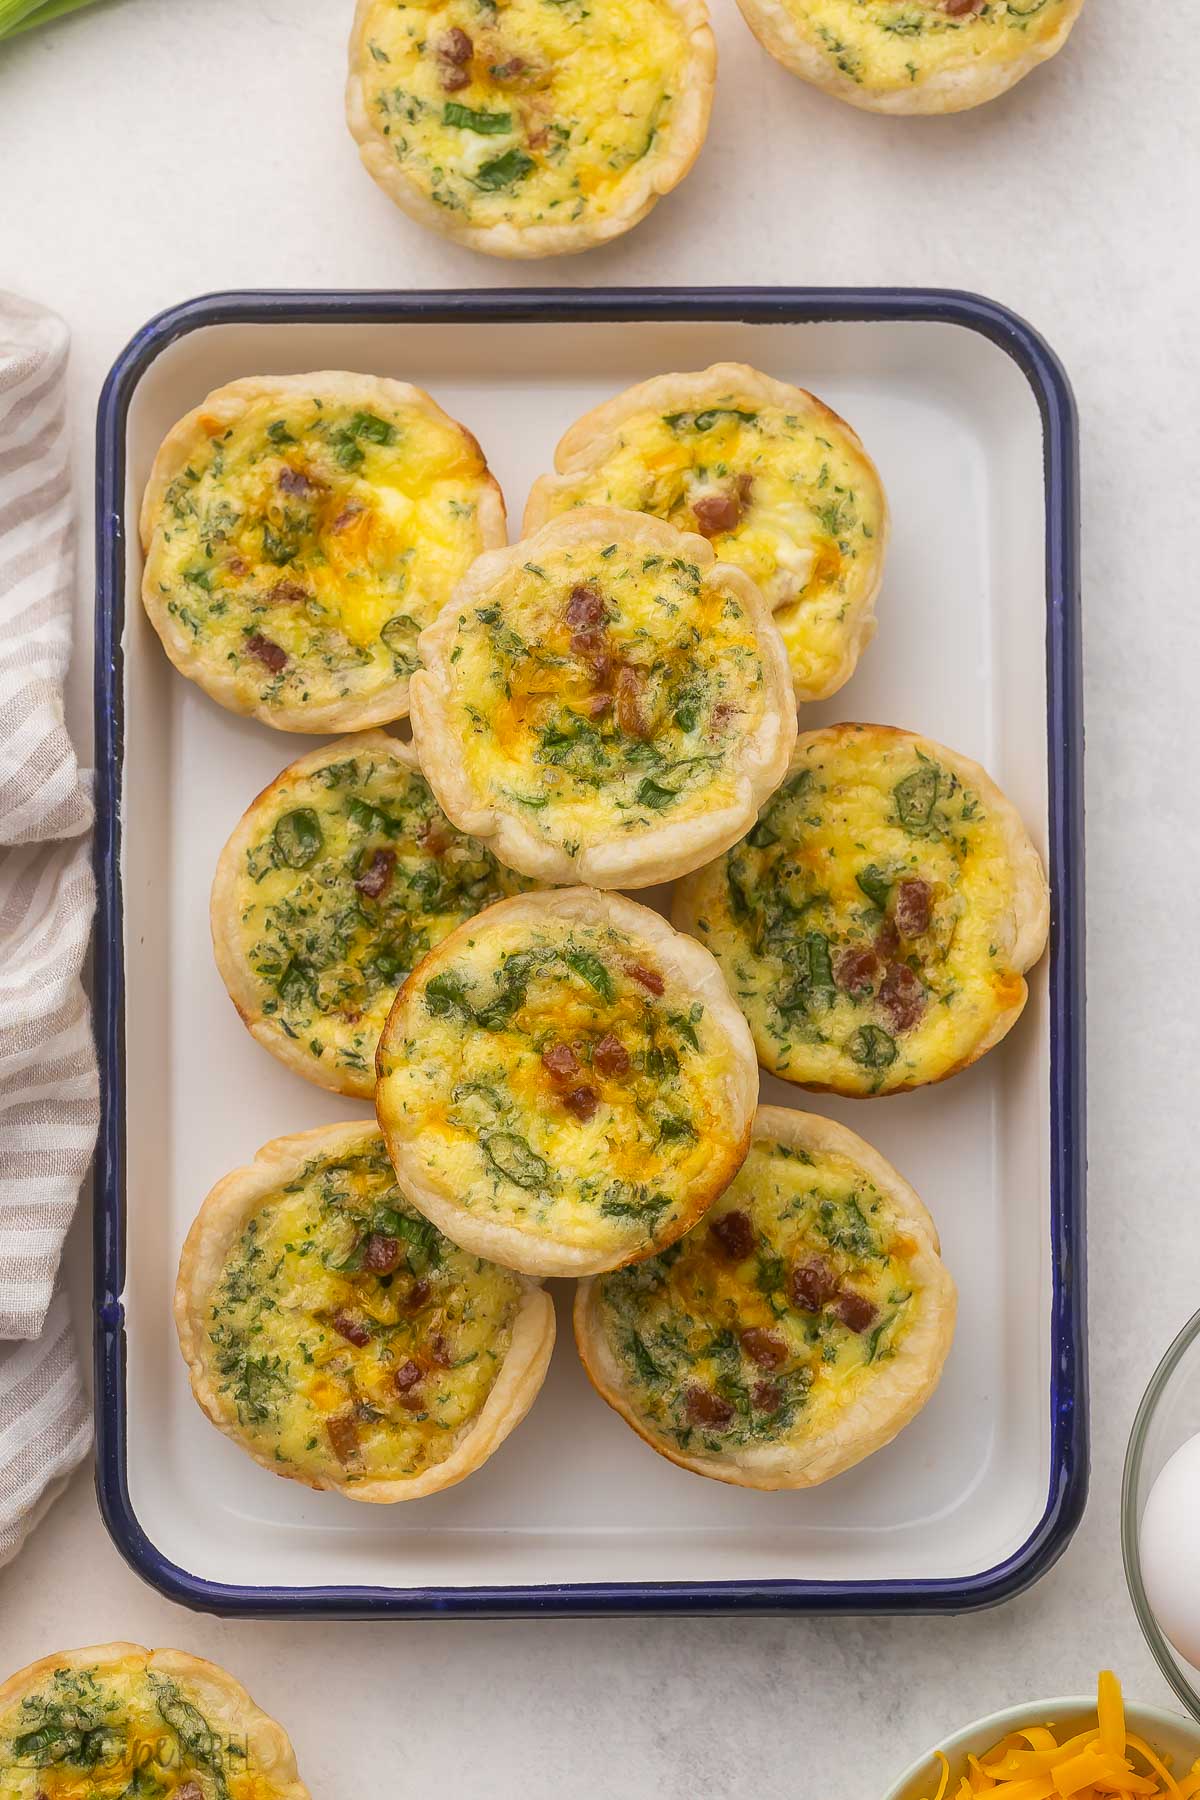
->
[883, 1695, 1200, 1800]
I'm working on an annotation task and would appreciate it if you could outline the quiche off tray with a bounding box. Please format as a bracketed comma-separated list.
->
[94, 288, 1085, 1617]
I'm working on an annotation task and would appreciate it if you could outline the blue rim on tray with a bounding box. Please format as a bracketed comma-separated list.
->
[93, 286, 1087, 1618]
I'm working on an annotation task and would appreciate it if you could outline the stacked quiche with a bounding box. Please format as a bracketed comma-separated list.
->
[141, 363, 1049, 1501]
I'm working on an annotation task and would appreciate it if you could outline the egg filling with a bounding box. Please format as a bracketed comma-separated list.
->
[783, 0, 1078, 97]
[433, 533, 770, 860]
[143, 389, 496, 718]
[592, 1134, 920, 1455]
[679, 727, 1033, 1093]
[355, 0, 693, 234]
[377, 910, 747, 1260]
[197, 1134, 525, 1486]
[0, 1661, 268, 1799]
[226, 741, 529, 1094]
[538, 395, 884, 698]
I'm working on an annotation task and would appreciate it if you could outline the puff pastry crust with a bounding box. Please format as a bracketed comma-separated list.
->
[375, 887, 759, 1277]
[346, 0, 716, 257]
[409, 507, 795, 889]
[524, 364, 888, 702]
[735, 0, 1087, 115]
[140, 372, 505, 732]
[575, 1105, 956, 1488]
[673, 723, 1050, 1095]
[210, 730, 531, 1099]
[0, 1642, 310, 1799]
[175, 1121, 554, 1503]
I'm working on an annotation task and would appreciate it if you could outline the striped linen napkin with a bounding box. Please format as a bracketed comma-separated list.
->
[0, 293, 96, 1568]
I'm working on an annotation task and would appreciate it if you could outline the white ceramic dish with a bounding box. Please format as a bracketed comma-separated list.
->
[94, 289, 1084, 1615]
[883, 1696, 1200, 1800]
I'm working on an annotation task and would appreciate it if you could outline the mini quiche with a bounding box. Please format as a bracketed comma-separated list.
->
[523, 364, 888, 702]
[409, 507, 795, 889]
[0, 1642, 309, 1800]
[575, 1106, 956, 1488]
[735, 0, 1087, 115]
[346, 0, 716, 259]
[175, 1122, 554, 1502]
[140, 372, 505, 732]
[673, 723, 1050, 1095]
[375, 888, 759, 1277]
[210, 730, 531, 1099]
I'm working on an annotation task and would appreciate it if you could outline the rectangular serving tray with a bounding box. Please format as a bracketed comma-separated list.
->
[94, 286, 1086, 1618]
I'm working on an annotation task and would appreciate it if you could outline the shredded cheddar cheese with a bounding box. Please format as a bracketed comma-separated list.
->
[917, 1674, 1200, 1800]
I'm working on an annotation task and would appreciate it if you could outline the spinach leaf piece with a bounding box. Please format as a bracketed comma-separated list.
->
[562, 947, 613, 1003]
[473, 148, 535, 191]
[855, 864, 892, 911]
[443, 102, 513, 132]
[894, 763, 939, 830]
[845, 1024, 897, 1069]
[273, 807, 324, 869]
[483, 1132, 549, 1189]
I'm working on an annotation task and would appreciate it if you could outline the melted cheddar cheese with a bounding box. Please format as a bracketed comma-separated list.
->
[376, 906, 747, 1262]
[432, 531, 770, 861]
[0, 1660, 277, 1799]
[353, 0, 698, 239]
[777, 0, 1080, 99]
[676, 725, 1043, 1094]
[593, 1134, 922, 1456]
[143, 384, 497, 722]
[535, 388, 885, 700]
[198, 1135, 525, 1486]
[221, 737, 529, 1096]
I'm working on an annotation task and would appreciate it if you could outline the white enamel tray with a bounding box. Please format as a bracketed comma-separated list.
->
[93, 289, 1086, 1617]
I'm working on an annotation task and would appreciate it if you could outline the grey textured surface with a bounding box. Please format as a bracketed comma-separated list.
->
[1, 0, 1198, 1792]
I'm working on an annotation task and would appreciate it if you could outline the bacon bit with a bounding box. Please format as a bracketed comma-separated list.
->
[267, 579, 308, 606]
[878, 962, 925, 1033]
[429, 1334, 454, 1368]
[355, 848, 395, 900]
[893, 878, 932, 938]
[326, 1414, 360, 1464]
[227, 556, 248, 577]
[741, 1328, 786, 1369]
[245, 632, 287, 673]
[615, 664, 651, 739]
[753, 1379, 783, 1413]
[735, 472, 755, 504]
[277, 465, 316, 497]
[439, 25, 473, 62]
[833, 944, 879, 997]
[332, 503, 364, 532]
[565, 582, 605, 630]
[789, 1256, 837, 1313]
[874, 917, 901, 960]
[684, 1384, 734, 1429]
[943, 0, 984, 12]
[710, 701, 738, 733]
[491, 54, 532, 83]
[625, 962, 664, 996]
[175, 1783, 204, 1800]
[592, 1033, 630, 1079]
[542, 1041, 580, 1082]
[691, 490, 741, 537]
[363, 1233, 400, 1274]
[585, 691, 612, 719]
[394, 1359, 423, 1393]
[563, 1085, 598, 1123]
[331, 1310, 372, 1348]
[710, 1209, 753, 1261]
[407, 1278, 431, 1310]
[831, 1291, 877, 1334]
[440, 63, 470, 90]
